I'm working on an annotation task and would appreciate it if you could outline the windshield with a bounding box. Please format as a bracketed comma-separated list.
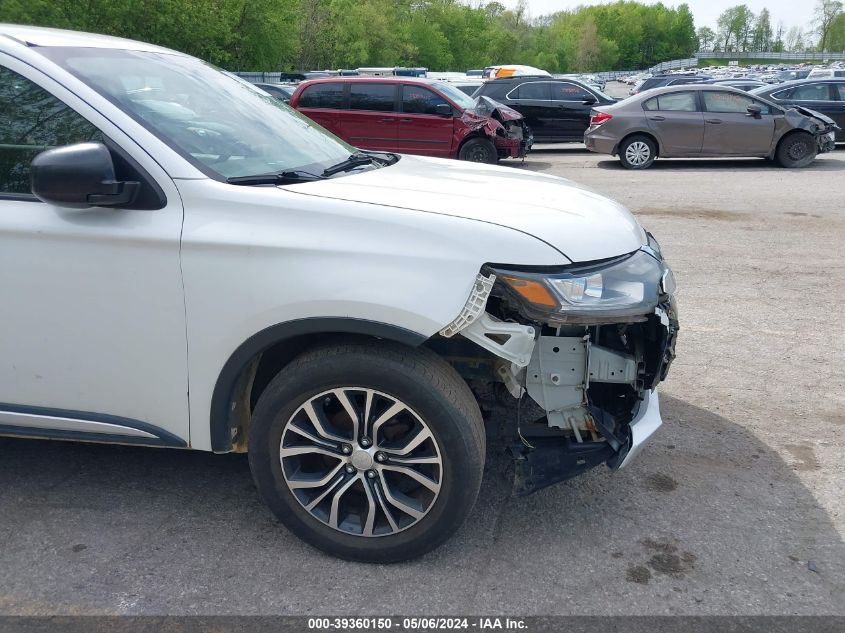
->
[37, 47, 354, 180]
[431, 81, 477, 110]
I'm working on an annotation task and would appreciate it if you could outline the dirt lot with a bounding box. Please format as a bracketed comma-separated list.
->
[1, 144, 843, 615]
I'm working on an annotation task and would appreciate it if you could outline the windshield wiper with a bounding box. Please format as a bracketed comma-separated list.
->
[227, 170, 324, 186]
[321, 152, 382, 177]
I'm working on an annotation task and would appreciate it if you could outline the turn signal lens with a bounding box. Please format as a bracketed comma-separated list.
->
[500, 275, 558, 307]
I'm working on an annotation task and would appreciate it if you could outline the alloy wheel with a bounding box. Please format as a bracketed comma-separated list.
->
[279, 388, 442, 537]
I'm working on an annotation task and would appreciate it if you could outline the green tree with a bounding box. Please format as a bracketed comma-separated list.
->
[814, 0, 844, 51]
[828, 12, 845, 49]
[697, 26, 716, 50]
[0, 0, 735, 73]
[751, 8, 772, 51]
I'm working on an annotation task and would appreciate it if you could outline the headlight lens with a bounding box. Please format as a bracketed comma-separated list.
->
[492, 249, 670, 323]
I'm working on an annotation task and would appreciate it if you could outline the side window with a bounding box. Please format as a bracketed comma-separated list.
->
[790, 83, 832, 101]
[298, 82, 345, 109]
[513, 82, 549, 100]
[349, 83, 396, 112]
[401, 85, 448, 115]
[652, 91, 698, 112]
[643, 97, 659, 111]
[771, 89, 790, 100]
[551, 82, 591, 101]
[0, 66, 103, 195]
[702, 91, 770, 114]
[836, 83, 845, 100]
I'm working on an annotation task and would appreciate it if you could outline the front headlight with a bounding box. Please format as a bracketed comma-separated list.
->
[491, 249, 670, 324]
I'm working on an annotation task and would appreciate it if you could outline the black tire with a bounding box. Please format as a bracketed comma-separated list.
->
[776, 132, 817, 168]
[458, 137, 498, 163]
[248, 341, 485, 563]
[618, 134, 657, 169]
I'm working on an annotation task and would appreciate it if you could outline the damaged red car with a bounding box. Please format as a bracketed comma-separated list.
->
[289, 77, 531, 163]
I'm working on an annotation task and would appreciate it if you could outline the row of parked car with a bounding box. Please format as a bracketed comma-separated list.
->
[625, 63, 845, 92]
[251, 72, 841, 170]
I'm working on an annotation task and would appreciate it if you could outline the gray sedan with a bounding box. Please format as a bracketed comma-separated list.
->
[584, 85, 838, 169]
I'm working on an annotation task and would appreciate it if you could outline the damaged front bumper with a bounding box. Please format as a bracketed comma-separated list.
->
[463, 96, 533, 159]
[818, 131, 837, 154]
[790, 106, 840, 154]
[509, 297, 677, 495]
[512, 390, 663, 495]
[440, 244, 678, 495]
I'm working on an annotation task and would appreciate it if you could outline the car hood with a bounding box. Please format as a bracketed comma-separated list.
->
[287, 155, 646, 262]
[790, 106, 838, 129]
[466, 96, 523, 122]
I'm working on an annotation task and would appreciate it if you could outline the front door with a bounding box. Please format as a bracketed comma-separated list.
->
[507, 81, 555, 141]
[834, 83, 845, 140]
[785, 82, 843, 141]
[701, 91, 775, 156]
[549, 81, 596, 140]
[0, 58, 189, 446]
[393, 85, 454, 158]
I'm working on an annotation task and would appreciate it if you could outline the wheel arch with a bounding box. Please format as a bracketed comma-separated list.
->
[614, 130, 661, 157]
[457, 133, 497, 160]
[209, 318, 428, 453]
[773, 128, 814, 159]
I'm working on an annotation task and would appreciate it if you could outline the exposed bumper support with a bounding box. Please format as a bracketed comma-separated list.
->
[616, 389, 662, 470]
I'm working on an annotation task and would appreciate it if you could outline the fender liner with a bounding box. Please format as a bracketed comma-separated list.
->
[209, 317, 427, 452]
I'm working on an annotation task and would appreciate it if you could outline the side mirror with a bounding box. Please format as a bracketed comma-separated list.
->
[746, 104, 763, 118]
[30, 142, 139, 208]
[582, 96, 598, 105]
[434, 103, 453, 117]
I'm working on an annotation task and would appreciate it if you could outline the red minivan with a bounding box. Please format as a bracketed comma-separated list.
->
[289, 77, 531, 163]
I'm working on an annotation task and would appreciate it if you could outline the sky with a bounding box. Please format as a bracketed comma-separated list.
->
[478, 0, 816, 31]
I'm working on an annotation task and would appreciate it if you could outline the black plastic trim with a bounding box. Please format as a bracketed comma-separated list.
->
[210, 317, 427, 452]
[0, 402, 187, 448]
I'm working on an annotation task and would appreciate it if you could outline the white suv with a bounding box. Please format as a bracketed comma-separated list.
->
[0, 25, 678, 562]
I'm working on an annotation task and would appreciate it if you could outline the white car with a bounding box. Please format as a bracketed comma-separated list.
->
[807, 67, 845, 79]
[0, 25, 678, 562]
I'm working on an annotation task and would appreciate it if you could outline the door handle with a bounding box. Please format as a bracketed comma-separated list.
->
[706, 119, 722, 124]
[399, 118, 413, 123]
[379, 118, 395, 122]
[648, 115, 666, 121]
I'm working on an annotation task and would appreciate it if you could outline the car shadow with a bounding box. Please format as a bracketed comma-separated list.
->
[0, 394, 841, 614]
[528, 144, 591, 155]
[597, 156, 845, 171]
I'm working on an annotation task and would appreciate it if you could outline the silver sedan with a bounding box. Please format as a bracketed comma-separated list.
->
[584, 85, 837, 169]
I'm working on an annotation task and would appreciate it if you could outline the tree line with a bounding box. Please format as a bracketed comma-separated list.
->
[3, 0, 840, 73]
[1, 0, 696, 72]
[696, 0, 845, 53]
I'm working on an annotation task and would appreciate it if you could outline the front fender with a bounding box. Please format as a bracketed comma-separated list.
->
[176, 178, 564, 451]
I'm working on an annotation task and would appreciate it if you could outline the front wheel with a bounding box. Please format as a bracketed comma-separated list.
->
[459, 137, 498, 163]
[248, 342, 486, 563]
[776, 132, 817, 168]
[618, 135, 656, 169]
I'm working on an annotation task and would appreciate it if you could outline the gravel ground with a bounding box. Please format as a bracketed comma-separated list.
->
[1, 109, 843, 615]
